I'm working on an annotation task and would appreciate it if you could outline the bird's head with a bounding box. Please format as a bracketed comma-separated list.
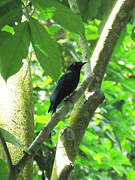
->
[69, 62, 87, 71]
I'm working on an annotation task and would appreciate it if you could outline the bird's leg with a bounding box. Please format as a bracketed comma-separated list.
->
[64, 96, 70, 102]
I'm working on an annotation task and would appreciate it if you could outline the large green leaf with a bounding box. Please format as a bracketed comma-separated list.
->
[0, 160, 9, 180]
[0, 22, 30, 81]
[83, 0, 101, 21]
[29, 18, 61, 80]
[0, 128, 24, 149]
[31, 0, 84, 34]
[0, 0, 13, 7]
[0, 0, 22, 28]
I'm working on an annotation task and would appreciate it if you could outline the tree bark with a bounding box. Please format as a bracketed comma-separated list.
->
[0, 59, 34, 180]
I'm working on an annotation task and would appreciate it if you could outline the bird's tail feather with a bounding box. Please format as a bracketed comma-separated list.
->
[48, 103, 52, 113]
[42, 171, 45, 180]
[48, 103, 56, 114]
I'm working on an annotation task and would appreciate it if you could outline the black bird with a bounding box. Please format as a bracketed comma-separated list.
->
[48, 62, 86, 114]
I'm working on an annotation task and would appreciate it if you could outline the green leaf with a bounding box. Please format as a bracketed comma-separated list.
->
[0, 22, 30, 81]
[102, 80, 115, 89]
[34, 115, 50, 124]
[0, 0, 13, 7]
[0, 159, 9, 180]
[85, 0, 101, 20]
[1, 25, 14, 35]
[127, 169, 135, 180]
[29, 18, 61, 80]
[0, 128, 24, 149]
[31, 0, 84, 34]
[0, 0, 22, 28]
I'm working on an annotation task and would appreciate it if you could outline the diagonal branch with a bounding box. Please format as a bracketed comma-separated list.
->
[90, 0, 135, 90]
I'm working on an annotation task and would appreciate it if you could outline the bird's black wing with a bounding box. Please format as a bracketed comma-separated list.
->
[50, 70, 73, 101]
[56, 70, 73, 88]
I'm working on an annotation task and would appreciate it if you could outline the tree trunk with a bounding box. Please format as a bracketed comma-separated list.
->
[0, 59, 34, 180]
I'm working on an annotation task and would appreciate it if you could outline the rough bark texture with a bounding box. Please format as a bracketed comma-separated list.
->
[51, 127, 75, 180]
[0, 59, 34, 180]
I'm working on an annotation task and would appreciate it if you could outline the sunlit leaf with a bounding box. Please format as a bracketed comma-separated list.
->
[34, 115, 50, 124]
[127, 169, 135, 180]
[0, 128, 24, 149]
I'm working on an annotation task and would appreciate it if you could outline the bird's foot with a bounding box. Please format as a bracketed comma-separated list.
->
[64, 91, 76, 103]
[64, 96, 70, 102]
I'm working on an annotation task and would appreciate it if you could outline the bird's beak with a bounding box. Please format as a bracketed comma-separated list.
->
[80, 62, 87, 67]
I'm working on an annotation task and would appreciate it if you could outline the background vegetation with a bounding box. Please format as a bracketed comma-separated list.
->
[0, 0, 135, 179]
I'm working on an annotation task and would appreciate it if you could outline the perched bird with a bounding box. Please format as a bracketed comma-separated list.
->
[48, 62, 86, 114]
